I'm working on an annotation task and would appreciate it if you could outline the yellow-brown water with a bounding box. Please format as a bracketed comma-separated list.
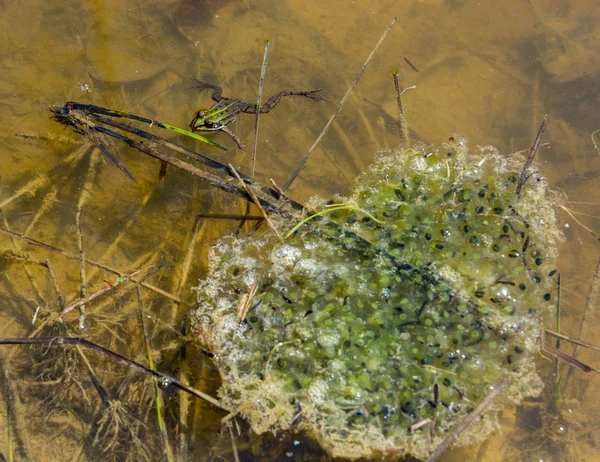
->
[0, 0, 599, 460]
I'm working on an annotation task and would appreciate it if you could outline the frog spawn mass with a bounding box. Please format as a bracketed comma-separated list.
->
[193, 140, 563, 460]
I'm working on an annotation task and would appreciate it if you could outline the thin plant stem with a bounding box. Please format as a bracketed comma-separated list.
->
[0, 337, 226, 410]
[556, 274, 561, 349]
[545, 330, 600, 351]
[196, 213, 262, 221]
[393, 72, 415, 146]
[251, 40, 270, 177]
[553, 274, 561, 396]
[3, 365, 13, 462]
[516, 116, 547, 195]
[136, 286, 173, 462]
[286, 204, 382, 238]
[283, 17, 397, 190]
[229, 164, 282, 239]
[0, 221, 184, 305]
[565, 259, 600, 389]
[228, 423, 240, 462]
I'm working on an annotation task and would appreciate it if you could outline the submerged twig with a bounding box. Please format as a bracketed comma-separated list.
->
[0, 226, 183, 304]
[553, 274, 562, 393]
[229, 164, 282, 239]
[410, 418, 432, 432]
[59, 276, 129, 318]
[427, 378, 510, 462]
[195, 213, 262, 221]
[515, 116, 547, 195]
[542, 342, 598, 374]
[283, 17, 397, 190]
[0, 337, 226, 410]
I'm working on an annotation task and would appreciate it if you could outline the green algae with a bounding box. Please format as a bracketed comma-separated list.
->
[193, 139, 563, 460]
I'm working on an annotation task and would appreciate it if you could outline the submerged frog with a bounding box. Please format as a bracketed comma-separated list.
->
[189, 80, 327, 149]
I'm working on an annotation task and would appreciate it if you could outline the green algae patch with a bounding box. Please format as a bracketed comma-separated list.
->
[192, 140, 563, 460]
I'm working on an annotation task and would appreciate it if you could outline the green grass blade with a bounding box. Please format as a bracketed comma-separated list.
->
[161, 122, 227, 150]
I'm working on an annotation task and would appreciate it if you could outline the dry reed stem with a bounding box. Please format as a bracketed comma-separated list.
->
[250, 40, 270, 177]
[76, 149, 101, 330]
[410, 418, 432, 432]
[283, 17, 397, 190]
[545, 330, 600, 351]
[516, 116, 547, 195]
[393, 73, 416, 146]
[238, 281, 258, 323]
[543, 342, 599, 374]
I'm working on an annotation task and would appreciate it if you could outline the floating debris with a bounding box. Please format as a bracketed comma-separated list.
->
[193, 139, 563, 460]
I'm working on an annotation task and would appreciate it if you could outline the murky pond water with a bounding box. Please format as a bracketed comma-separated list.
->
[0, 0, 599, 460]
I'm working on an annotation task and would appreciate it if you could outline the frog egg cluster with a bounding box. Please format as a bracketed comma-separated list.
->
[193, 140, 562, 460]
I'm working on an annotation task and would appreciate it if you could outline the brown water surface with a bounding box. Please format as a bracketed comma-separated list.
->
[0, 0, 599, 460]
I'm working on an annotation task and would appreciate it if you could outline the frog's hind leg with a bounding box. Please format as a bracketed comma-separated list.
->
[193, 80, 223, 102]
[244, 89, 328, 114]
[220, 126, 246, 150]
